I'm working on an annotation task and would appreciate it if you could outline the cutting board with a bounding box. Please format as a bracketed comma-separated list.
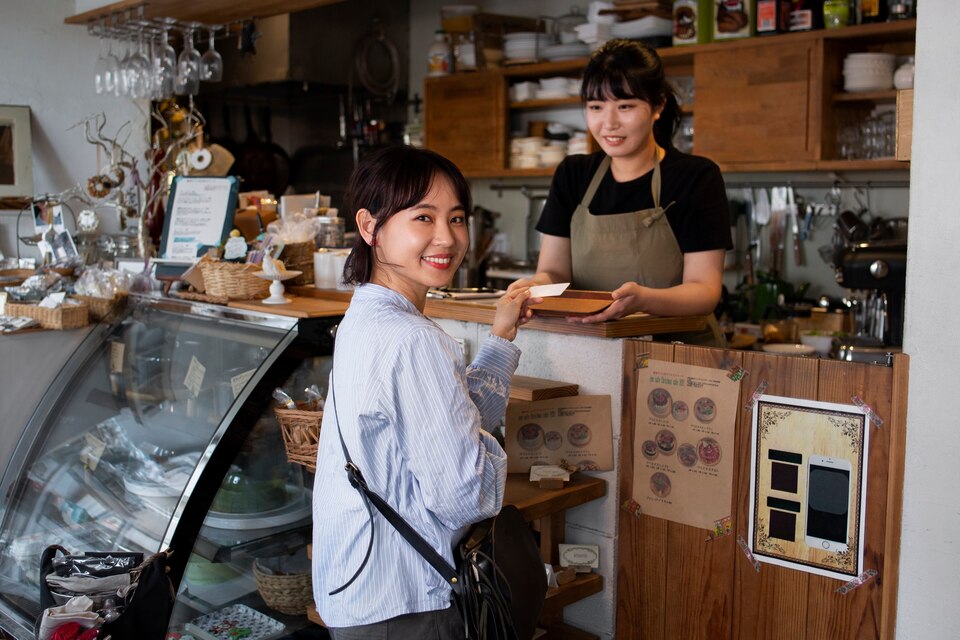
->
[227, 296, 348, 318]
[530, 290, 613, 317]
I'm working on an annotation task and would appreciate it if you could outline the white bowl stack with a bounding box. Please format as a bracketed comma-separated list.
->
[843, 52, 896, 92]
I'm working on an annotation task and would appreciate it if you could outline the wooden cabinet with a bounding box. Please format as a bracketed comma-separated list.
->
[694, 39, 819, 165]
[424, 71, 506, 176]
[423, 20, 915, 177]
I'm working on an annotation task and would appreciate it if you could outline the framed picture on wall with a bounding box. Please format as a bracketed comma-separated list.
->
[0, 105, 34, 201]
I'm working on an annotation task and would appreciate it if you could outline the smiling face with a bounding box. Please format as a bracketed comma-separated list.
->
[585, 95, 660, 162]
[359, 174, 468, 307]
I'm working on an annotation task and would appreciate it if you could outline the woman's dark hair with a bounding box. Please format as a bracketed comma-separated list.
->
[581, 39, 681, 148]
[342, 145, 472, 285]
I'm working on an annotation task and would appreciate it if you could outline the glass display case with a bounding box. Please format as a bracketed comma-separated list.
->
[0, 294, 339, 639]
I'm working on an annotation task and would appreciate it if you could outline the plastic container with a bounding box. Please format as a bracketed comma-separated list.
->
[673, 0, 712, 45]
[427, 30, 454, 77]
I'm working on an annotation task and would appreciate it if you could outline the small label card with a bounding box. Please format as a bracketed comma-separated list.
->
[184, 356, 206, 397]
[110, 341, 125, 374]
[230, 368, 256, 399]
[529, 282, 570, 297]
[529, 465, 571, 482]
[559, 544, 600, 572]
[38, 292, 66, 308]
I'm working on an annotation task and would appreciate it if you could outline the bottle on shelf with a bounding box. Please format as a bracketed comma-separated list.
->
[427, 30, 454, 77]
[756, 0, 792, 35]
[858, 0, 888, 23]
[887, 0, 914, 20]
[823, 0, 852, 28]
[788, 0, 823, 31]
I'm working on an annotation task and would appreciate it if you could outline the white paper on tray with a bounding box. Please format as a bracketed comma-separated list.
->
[529, 282, 570, 298]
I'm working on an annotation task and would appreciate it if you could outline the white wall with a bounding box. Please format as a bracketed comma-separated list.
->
[896, 1, 960, 636]
[0, 0, 148, 260]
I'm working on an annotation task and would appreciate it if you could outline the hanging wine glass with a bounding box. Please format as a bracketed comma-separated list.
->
[174, 24, 201, 96]
[200, 25, 224, 82]
[116, 31, 133, 97]
[155, 17, 178, 99]
[127, 22, 152, 99]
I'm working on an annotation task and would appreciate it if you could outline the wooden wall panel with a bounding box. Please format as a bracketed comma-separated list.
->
[617, 345, 908, 640]
[618, 340, 674, 639]
[734, 352, 820, 640]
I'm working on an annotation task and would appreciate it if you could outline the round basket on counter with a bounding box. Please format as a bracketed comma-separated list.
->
[275, 404, 323, 472]
[197, 260, 270, 300]
[279, 241, 315, 286]
[253, 556, 313, 616]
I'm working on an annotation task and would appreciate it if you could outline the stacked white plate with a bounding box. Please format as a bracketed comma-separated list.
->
[542, 42, 590, 61]
[843, 52, 896, 92]
[610, 16, 673, 39]
[504, 32, 554, 62]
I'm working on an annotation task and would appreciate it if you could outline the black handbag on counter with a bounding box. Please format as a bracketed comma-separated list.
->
[327, 383, 547, 640]
[37, 546, 174, 640]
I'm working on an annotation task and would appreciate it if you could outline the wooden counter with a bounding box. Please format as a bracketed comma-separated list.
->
[289, 286, 708, 338]
[227, 296, 348, 318]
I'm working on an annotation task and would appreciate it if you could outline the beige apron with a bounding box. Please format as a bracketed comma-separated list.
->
[569, 153, 722, 345]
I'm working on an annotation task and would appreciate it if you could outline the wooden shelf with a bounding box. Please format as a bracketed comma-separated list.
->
[505, 474, 605, 523]
[510, 97, 582, 110]
[834, 90, 899, 102]
[542, 573, 603, 618]
[64, 0, 345, 26]
[540, 622, 600, 640]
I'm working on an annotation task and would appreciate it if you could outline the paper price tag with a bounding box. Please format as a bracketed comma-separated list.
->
[528, 465, 571, 482]
[110, 341, 125, 374]
[230, 368, 256, 399]
[83, 433, 106, 471]
[559, 544, 599, 571]
[38, 292, 66, 309]
[183, 356, 206, 397]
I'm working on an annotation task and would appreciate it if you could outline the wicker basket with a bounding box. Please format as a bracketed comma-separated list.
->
[280, 242, 315, 286]
[72, 293, 128, 322]
[276, 405, 323, 473]
[0, 269, 36, 286]
[4, 301, 90, 330]
[253, 559, 313, 616]
[197, 261, 269, 300]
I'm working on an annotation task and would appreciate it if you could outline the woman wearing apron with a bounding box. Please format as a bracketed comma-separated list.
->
[509, 40, 732, 344]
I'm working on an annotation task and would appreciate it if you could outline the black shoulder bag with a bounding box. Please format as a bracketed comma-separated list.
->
[326, 380, 546, 640]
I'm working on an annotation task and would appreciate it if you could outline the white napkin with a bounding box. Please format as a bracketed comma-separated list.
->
[37, 595, 100, 640]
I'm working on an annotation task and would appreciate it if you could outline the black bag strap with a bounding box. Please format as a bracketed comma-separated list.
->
[327, 376, 461, 596]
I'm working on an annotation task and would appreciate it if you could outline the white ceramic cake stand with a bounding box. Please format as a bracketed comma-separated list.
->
[254, 270, 302, 304]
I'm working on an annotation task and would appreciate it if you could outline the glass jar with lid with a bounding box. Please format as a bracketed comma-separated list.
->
[315, 216, 345, 249]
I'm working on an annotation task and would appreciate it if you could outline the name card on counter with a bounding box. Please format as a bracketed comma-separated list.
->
[506, 395, 613, 473]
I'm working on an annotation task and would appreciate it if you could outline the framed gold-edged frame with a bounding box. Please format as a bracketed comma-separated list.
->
[0, 105, 34, 203]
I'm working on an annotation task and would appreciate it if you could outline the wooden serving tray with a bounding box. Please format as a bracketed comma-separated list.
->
[530, 290, 613, 317]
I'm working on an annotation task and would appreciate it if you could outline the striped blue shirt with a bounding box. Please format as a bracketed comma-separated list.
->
[311, 284, 519, 627]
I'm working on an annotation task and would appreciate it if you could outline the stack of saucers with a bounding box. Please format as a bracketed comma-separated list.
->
[504, 32, 553, 63]
[843, 52, 896, 92]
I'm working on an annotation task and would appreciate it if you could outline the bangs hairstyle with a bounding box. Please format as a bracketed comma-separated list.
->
[580, 39, 681, 148]
[342, 145, 472, 285]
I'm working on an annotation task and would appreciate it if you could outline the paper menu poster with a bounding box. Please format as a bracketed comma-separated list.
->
[160, 177, 238, 262]
[632, 360, 741, 530]
[505, 395, 613, 473]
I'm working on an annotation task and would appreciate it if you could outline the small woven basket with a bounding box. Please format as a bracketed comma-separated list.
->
[0, 269, 36, 286]
[198, 261, 269, 300]
[72, 293, 128, 322]
[4, 301, 90, 330]
[280, 242, 315, 286]
[253, 559, 313, 616]
[276, 404, 323, 473]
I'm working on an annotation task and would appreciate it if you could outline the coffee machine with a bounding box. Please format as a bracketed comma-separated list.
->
[826, 212, 907, 352]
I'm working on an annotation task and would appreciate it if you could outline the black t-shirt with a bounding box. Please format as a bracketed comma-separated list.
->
[537, 149, 733, 253]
